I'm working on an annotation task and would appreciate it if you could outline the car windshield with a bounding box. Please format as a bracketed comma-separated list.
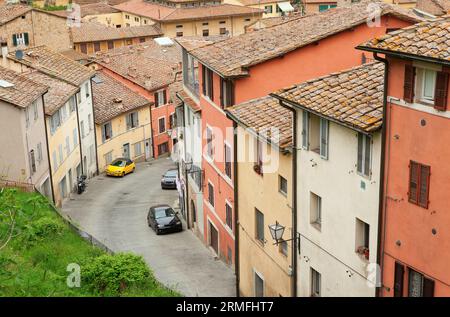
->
[111, 160, 126, 167]
[164, 170, 178, 178]
[154, 207, 175, 219]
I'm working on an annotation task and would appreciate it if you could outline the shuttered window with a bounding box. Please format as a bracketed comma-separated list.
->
[394, 262, 404, 297]
[408, 161, 430, 209]
[220, 77, 234, 108]
[319, 118, 329, 159]
[126, 112, 139, 130]
[403, 64, 415, 103]
[302, 110, 309, 149]
[102, 122, 112, 142]
[224, 143, 232, 178]
[202, 66, 214, 99]
[255, 209, 264, 243]
[208, 182, 214, 207]
[408, 269, 435, 297]
[357, 133, 372, 177]
[154, 90, 167, 107]
[434, 71, 449, 111]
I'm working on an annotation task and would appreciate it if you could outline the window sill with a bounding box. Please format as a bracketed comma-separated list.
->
[310, 222, 321, 232]
[279, 190, 287, 197]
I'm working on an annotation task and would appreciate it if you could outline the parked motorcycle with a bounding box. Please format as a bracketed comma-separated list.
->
[77, 175, 87, 194]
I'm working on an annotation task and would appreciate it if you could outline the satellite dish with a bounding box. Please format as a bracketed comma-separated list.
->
[15, 50, 24, 60]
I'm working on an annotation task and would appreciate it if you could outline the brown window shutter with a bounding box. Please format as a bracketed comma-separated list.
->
[220, 77, 224, 108]
[394, 262, 404, 297]
[154, 92, 159, 107]
[202, 65, 206, 95]
[228, 80, 234, 106]
[209, 69, 214, 99]
[163, 89, 167, 105]
[423, 277, 435, 297]
[408, 161, 419, 204]
[404, 65, 415, 103]
[419, 164, 430, 209]
[434, 71, 449, 111]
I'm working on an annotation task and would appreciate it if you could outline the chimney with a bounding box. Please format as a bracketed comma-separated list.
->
[1, 40, 8, 67]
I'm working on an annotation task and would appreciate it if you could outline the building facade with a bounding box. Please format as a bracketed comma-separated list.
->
[358, 16, 450, 297]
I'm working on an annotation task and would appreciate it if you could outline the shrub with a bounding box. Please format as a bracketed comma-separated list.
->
[22, 217, 64, 243]
[83, 253, 151, 295]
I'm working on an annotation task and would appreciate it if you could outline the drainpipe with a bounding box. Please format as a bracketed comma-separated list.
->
[182, 102, 190, 230]
[276, 99, 297, 297]
[74, 90, 84, 176]
[89, 77, 100, 176]
[42, 94, 55, 204]
[232, 120, 240, 297]
[373, 52, 389, 298]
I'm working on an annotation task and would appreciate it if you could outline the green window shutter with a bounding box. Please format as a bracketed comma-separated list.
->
[12, 34, 17, 47]
[24, 33, 29, 45]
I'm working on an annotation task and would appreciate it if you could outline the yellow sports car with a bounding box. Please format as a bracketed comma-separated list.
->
[106, 158, 136, 177]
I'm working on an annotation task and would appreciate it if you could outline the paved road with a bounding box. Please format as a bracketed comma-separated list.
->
[61, 158, 235, 297]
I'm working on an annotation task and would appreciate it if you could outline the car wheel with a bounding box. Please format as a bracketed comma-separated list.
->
[156, 229, 161, 235]
[122, 172, 125, 177]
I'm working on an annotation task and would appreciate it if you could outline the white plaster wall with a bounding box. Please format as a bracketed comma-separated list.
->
[295, 109, 381, 297]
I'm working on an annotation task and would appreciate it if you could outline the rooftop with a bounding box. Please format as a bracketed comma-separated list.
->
[8, 46, 96, 87]
[72, 21, 162, 43]
[0, 66, 48, 108]
[227, 96, 292, 150]
[92, 70, 150, 125]
[237, 0, 292, 5]
[91, 40, 182, 91]
[24, 70, 79, 116]
[113, 0, 263, 22]
[357, 16, 450, 64]
[0, 3, 31, 25]
[186, 2, 422, 77]
[272, 62, 384, 133]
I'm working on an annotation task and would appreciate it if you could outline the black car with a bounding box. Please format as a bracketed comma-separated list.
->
[147, 204, 182, 235]
[161, 169, 178, 189]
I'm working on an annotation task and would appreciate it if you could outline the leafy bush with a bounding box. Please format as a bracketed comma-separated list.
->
[83, 253, 151, 295]
[21, 217, 64, 243]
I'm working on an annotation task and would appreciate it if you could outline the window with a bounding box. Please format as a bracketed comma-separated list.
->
[357, 133, 371, 177]
[319, 4, 337, 12]
[134, 142, 142, 157]
[52, 151, 58, 170]
[144, 20, 147, 24]
[225, 202, 232, 230]
[154, 90, 167, 107]
[202, 29, 209, 37]
[33, 101, 38, 120]
[158, 117, 166, 134]
[254, 271, 264, 297]
[104, 151, 113, 165]
[219, 28, 227, 35]
[80, 121, 85, 138]
[202, 22, 209, 26]
[279, 175, 287, 195]
[224, 143, 232, 178]
[394, 262, 405, 297]
[220, 78, 234, 108]
[276, 4, 282, 13]
[219, 20, 226, 24]
[264, 5, 273, 13]
[169, 113, 175, 129]
[88, 114, 93, 131]
[134, 17, 139, 22]
[125, 14, 130, 19]
[29, 150, 36, 174]
[126, 112, 139, 129]
[255, 209, 264, 243]
[206, 127, 214, 158]
[80, 43, 87, 54]
[65, 136, 70, 156]
[12, 33, 29, 46]
[37, 142, 42, 163]
[254, 136, 263, 175]
[310, 192, 322, 229]
[301, 110, 309, 149]
[69, 96, 76, 112]
[311, 268, 321, 297]
[176, 24, 183, 28]
[85, 83, 90, 99]
[208, 182, 214, 207]
[308, 114, 328, 158]
[25, 105, 30, 128]
[58, 144, 63, 164]
[139, 37, 146, 43]
[408, 269, 435, 297]
[202, 65, 214, 99]
[73, 128, 78, 146]
[102, 122, 112, 142]
[279, 240, 288, 256]
[408, 161, 430, 209]
[176, 32, 183, 37]
[94, 42, 101, 52]
[107, 41, 114, 50]
[355, 218, 370, 260]
[126, 39, 132, 45]
[89, 145, 95, 166]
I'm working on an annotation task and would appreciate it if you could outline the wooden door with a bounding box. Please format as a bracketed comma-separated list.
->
[209, 222, 218, 255]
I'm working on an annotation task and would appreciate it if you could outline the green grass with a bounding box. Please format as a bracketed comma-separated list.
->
[0, 189, 180, 297]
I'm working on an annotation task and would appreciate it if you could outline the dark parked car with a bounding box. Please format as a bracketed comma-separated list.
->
[147, 204, 182, 235]
[161, 169, 178, 189]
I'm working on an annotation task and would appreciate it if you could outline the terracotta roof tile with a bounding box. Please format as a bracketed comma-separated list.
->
[92, 70, 150, 125]
[92, 41, 182, 91]
[187, 2, 422, 77]
[358, 16, 450, 63]
[72, 21, 162, 43]
[227, 96, 292, 149]
[175, 35, 228, 51]
[0, 3, 31, 25]
[114, 0, 263, 22]
[0, 66, 48, 108]
[24, 70, 79, 116]
[176, 88, 201, 112]
[8, 46, 95, 86]
[80, 2, 121, 16]
[272, 62, 384, 132]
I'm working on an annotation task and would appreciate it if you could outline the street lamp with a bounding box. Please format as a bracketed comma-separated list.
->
[268, 221, 286, 245]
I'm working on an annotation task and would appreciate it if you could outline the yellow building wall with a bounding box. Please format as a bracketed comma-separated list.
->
[74, 36, 154, 54]
[83, 13, 125, 28]
[33, 0, 71, 8]
[236, 127, 293, 297]
[248, 2, 284, 18]
[47, 109, 81, 207]
[96, 106, 152, 172]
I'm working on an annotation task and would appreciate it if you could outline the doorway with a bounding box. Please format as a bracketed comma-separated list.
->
[123, 143, 130, 159]
[209, 221, 219, 255]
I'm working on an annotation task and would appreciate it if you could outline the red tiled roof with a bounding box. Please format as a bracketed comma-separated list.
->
[0, 3, 31, 25]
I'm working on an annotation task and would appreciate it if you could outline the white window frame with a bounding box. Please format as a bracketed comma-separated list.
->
[311, 268, 321, 297]
[158, 116, 166, 134]
[357, 132, 372, 178]
[253, 269, 265, 297]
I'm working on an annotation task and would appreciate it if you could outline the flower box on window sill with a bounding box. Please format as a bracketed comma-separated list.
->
[253, 164, 263, 175]
[356, 246, 369, 260]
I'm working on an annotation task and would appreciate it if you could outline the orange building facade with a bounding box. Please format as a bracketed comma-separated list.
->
[185, 5, 417, 268]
